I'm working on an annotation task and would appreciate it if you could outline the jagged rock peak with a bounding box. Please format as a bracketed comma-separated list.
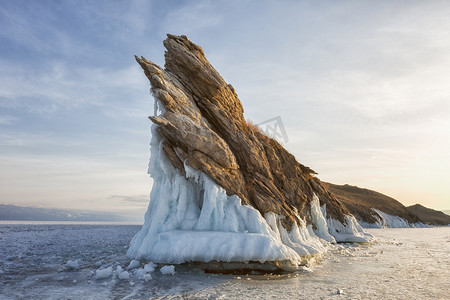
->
[135, 34, 350, 228]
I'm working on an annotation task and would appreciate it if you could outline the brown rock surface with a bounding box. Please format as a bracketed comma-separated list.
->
[325, 182, 421, 225]
[136, 34, 351, 228]
[407, 204, 450, 226]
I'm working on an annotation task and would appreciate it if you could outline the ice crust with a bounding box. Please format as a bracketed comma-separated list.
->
[2, 225, 449, 299]
[127, 125, 372, 268]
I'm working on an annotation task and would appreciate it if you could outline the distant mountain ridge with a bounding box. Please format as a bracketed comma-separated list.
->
[0, 204, 126, 222]
[324, 183, 449, 227]
[324, 183, 420, 227]
[407, 204, 450, 226]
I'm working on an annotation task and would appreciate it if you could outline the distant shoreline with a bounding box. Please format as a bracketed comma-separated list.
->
[0, 220, 143, 225]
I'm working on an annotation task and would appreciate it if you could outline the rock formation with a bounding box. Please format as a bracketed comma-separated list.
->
[136, 34, 353, 228]
[407, 204, 450, 226]
[127, 34, 372, 271]
[325, 183, 426, 227]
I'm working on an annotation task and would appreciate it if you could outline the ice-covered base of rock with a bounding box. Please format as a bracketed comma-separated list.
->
[326, 215, 374, 243]
[357, 209, 429, 228]
[127, 126, 373, 271]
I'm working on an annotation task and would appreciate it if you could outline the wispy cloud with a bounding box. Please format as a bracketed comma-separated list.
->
[108, 194, 149, 205]
[0, 58, 148, 114]
[163, 1, 224, 35]
[0, 115, 17, 125]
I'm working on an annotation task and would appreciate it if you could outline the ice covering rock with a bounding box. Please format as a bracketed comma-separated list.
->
[135, 34, 354, 228]
[325, 183, 421, 227]
[371, 209, 428, 228]
[128, 34, 372, 270]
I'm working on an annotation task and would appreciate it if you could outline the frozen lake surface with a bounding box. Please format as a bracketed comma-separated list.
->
[0, 224, 448, 299]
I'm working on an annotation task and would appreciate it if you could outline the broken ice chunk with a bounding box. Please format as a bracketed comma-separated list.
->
[64, 259, 80, 270]
[160, 265, 175, 275]
[95, 267, 113, 279]
[127, 260, 141, 270]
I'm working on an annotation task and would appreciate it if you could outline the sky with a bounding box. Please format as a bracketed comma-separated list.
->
[1, 0, 449, 220]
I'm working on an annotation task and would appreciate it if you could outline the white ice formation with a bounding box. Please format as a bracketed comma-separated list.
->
[127, 126, 373, 270]
[357, 209, 429, 228]
[326, 214, 374, 243]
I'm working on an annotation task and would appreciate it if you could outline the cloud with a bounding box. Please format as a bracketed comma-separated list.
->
[0, 152, 151, 212]
[163, 1, 224, 34]
[108, 194, 149, 205]
[0, 57, 148, 113]
[0, 115, 17, 125]
[0, 1, 155, 118]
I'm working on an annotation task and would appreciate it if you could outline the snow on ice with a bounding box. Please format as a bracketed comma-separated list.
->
[1, 224, 449, 299]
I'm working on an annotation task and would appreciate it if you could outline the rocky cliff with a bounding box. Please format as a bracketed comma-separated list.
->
[324, 183, 422, 227]
[136, 34, 351, 229]
[127, 35, 372, 270]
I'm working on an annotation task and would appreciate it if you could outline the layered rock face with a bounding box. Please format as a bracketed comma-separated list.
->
[325, 183, 427, 228]
[136, 34, 350, 229]
[128, 34, 372, 269]
[407, 204, 450, 226]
